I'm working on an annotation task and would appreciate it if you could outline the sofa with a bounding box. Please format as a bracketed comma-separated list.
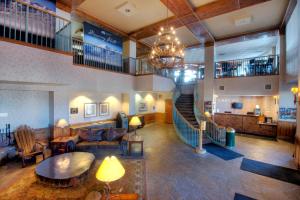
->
[75, 127, 128, 151]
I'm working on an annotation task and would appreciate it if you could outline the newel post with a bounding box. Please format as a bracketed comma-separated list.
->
[196, 121, 207, 154]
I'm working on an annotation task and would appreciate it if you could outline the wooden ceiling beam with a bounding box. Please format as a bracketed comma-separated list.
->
[56, 0, 88, 12]
[280, 0, 297, 33]
[130, 0, 271, 41]
[160, 0, 215, 43]
[73, 9, 130, 39]
[195, 0, 270, 20]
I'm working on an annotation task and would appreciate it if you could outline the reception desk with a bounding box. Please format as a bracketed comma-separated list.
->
[214, 113, 277, 138]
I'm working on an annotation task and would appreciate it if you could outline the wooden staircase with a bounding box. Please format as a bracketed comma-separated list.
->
[175, 94, 211, 144]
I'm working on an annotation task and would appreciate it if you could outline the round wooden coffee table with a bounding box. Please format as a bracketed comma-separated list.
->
[35, 152, 95, 187]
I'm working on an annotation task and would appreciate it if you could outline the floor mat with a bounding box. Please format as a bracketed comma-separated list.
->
[234, 193, 256, 200]
[203, 143, 244, 161]
[240, 158, 300, 186]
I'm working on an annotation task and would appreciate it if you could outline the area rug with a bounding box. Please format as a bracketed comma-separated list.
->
[203, 143, 244, 161]
[234, 193, 256, 200]
[0, 158, 146, 200]
[240, 158, 300, 186]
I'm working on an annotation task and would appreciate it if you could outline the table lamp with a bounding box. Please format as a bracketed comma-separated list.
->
[56, 118, 69, 128]
[129, 116, 141, 136]
[56, 118, 69, 137]
[96, 156, 125, 199]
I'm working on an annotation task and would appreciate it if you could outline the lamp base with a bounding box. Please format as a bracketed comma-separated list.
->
[103, 182, 111, 200]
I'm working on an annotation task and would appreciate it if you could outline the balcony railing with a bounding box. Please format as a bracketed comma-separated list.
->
[72, 38, 128, 73]
[215, 55, 279, 79]
[0, 0, 71, 52]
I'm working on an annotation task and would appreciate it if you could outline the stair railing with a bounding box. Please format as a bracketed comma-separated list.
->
[193, 82, 226, 146]
[172, 86, 200, 148]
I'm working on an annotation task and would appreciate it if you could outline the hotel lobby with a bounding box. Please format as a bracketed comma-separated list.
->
[0, 0, 300, 200]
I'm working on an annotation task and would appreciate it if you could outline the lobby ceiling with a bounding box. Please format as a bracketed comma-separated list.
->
[72, 0, 288, 47]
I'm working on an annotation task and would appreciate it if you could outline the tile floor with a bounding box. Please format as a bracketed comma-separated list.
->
[140, 123, 300, 200]
[0, 123, 299, 200]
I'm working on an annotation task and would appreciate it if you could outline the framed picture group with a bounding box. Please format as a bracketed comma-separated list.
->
[84, 103, 109, 118]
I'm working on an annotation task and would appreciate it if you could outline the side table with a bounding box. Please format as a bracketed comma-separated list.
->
[122, 134, 144, 156]
[51, 136, 77, 154]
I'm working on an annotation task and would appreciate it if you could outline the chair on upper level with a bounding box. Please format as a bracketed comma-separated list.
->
[14, 125, 50, 167]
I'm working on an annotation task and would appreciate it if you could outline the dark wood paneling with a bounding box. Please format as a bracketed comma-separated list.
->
[277, 121, 297, 141]
[214, 113, 277, 138]
[295, 135, 300, 169]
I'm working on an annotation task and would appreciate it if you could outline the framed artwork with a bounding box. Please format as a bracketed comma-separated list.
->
[84, 103, 97, 118]
[70, 107, 78, 115]
[99, 103, 109, 116]
[139, 102, 148, 112]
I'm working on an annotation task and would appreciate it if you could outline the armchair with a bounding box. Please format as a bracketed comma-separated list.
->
[14, 125, 50, 167]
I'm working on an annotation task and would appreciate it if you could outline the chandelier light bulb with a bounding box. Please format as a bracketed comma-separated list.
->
[167, 36, 171, 40]
[158, 32, 162, 36]
[160, 27, 164, 31]
[175, 37, 178, 41]
[170, 27, 174, 31]
[177, 41, 180, 44]
[152, 50, 155, 54]
[171, 48, 175, 52]
[166, 45, 169, 49]
[172, 31, 176, 34]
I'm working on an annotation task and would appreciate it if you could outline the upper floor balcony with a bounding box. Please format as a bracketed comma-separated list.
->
[215, 55, 279, 79]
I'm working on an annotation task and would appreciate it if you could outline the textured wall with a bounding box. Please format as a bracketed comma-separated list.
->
[214, 75, 279, 96]
[0, 41, 174, 127]
[0, 90, 50, 130]
[69, 92, 122, 124]
[215, 96, 278, 120]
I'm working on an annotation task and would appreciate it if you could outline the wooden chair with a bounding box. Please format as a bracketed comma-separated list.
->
[14, 125, 49, 167]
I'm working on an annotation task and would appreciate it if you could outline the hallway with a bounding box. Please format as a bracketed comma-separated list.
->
[140, 123, 300, 200]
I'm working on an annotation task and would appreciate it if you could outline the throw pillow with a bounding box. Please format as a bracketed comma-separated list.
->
[78, 129, 89, 141]
[87, 129, 105, 142]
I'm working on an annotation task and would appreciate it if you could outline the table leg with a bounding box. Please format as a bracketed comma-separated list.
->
[141, 142, 143, 156]
[129, 142, 132, 156]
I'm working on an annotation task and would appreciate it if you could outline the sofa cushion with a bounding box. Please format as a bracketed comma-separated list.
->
[78, 128, 89, 141]
[87, 129, 105, 142]
[103, 128, 126, 141]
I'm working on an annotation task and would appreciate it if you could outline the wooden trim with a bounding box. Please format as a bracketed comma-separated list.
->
[74, 9, 130, 39]
[160, 0, 215, 43]
[130, 0, 271, 40]
[280, 0, 297, 32]
[0, 37, 73, 56]
[56, 1, 72, 13]
[16, 0, 70, 22]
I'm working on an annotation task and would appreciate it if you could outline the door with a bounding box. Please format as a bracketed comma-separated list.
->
[165, 99, 173, 124]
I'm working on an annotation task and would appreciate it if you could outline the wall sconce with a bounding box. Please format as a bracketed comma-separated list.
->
[290, 87, 299, 105]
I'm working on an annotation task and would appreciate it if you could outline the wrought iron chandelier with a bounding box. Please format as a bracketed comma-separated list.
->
[148, 1, 185, 69]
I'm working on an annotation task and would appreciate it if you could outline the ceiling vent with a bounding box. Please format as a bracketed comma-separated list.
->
[234, 16, 253, 26]
[116, 2, 136, 17]
[219, 86, 225, 90]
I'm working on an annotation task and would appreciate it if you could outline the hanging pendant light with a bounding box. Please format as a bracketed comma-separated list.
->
[148, 0, 185, 69]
